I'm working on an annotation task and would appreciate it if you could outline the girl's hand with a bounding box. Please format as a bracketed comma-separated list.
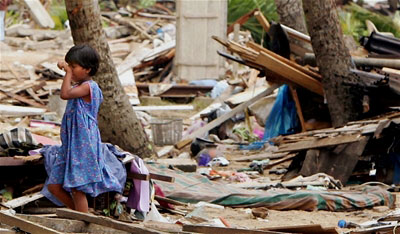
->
[57, 61, 72, 73]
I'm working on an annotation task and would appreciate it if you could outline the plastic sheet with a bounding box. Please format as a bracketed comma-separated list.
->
[240, 85, 298, 150]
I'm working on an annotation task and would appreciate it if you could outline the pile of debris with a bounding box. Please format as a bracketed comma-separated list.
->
[1, 0, 400, 234]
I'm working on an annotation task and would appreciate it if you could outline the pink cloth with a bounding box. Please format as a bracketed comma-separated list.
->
[126, 157, 150, 212]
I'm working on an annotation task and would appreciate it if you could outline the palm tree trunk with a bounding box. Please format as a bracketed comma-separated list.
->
[302, 0, 363, 126]
[65, 0, 154, 157]
[274, 0, 307, 34]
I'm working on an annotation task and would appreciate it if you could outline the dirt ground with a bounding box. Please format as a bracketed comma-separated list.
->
[147, 98, 399, 231]
[163, 194, 399, 231]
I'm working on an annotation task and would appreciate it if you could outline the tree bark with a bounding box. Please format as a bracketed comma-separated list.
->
[302, 0, 362, 126]
[65, 0, 154, 157]
[274, 0, 312, 54]
[274, 0, 308, 34]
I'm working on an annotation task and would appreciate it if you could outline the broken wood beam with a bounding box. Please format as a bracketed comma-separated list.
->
[56, 208, 160, 234]
[246, 41, 322, 80]
[110, 16, 154, 40]
[0, 211, 61, 234]
[227, 9, 257, 34]
[0, 90, 47, 109]
[22, 183, 44, 195]
[256, 51, 323, 95]
[127, 172, 150, 181]
[154, 195, 188, 206]
[276, 134, 363, 153]
[232, 152, 291, 162]
[265, 154, 298, 169]
[127, 172, 175, 183]
[175, 83, 280, 149]
[260, 224, 339, 234]
[136, 83, 213, 97]
[254, 11, 270, 32]
[289, 86, 306, 132]
[2, 192, 44, 209]
[183, 224, 291, 234]
[253, 11, 311, 44]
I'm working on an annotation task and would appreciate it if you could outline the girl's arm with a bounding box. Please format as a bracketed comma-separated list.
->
[58, 61, 90, 100]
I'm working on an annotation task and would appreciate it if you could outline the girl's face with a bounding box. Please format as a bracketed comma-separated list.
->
[69, 63, 91, 82]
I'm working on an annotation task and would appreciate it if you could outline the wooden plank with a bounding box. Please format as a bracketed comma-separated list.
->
[0, 157, 27, 166]
[41, 62, 65, 76]
[18, 214, 132, 234]
[227, 9, 256, 34]
[110, 17, 153, 40]
[133, 105, 193, 111]
[143, 221, 182, 233]
[149, 173, 175, 183]
[0, 211, 62, 234]
[277, 134, 362, 152]
[175, 0, 226, 81]
[23, 0, 54, 28]
[56, 208, 160, 234]
[176, 84, 280, 149]
[226, 86, 269, 105]
[232, 152, 290, 162]
[299, 136, 369, 184]
[2, 192, 44, 209]
[0, 90, 47, 109]
[154, 195, 188, 206]
[261, 224, 339, 234]
[247, 41, 322, 80]
[183, 225, 291, 234]
[289, 86, 306, 132]
[0, 228, 15, 234]
[265, 154, 298, 169]
[156, 145, 174, 158]
[254, 11, 270, 32]
[127, 172, 175, 183]
[127, 172, 150, 181]
[256, 51, 324, 95]
[26, 88, 45, 104]
[281, 24, 311, 44]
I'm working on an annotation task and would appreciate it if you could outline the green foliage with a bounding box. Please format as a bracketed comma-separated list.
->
[5, 10, 21, 26]
[228, 0, 278, 44]
[49, 1, 68, 30]
[138, 0, 156, 9]
[103, 208, 110, 216]
[338, 10, 368, 41]
[343, 3, 400, 38]
[233, 127, 260, 142]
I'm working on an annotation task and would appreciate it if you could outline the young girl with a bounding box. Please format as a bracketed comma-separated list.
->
[47, 45, 123, 212]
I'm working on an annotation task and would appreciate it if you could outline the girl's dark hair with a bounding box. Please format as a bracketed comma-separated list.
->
[65, 44, 100, 76]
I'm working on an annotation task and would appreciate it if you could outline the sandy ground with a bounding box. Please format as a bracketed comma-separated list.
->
[162, 195, 399, 231]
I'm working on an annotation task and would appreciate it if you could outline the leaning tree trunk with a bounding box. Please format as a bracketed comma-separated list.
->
[274, 0, 312, 54]
[65, 0, 154, 157]
[274, 0, 307, 34]
[302, 0, 363, 126]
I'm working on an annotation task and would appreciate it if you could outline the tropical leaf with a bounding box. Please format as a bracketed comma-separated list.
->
[228, 0, 278, 43]
[344, 3, 400, 38]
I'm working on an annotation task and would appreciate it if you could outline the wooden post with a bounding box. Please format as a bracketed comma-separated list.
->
[232, 23, 240, 81]
[0, 211, 62, 234]
[289, 86, 306, 132]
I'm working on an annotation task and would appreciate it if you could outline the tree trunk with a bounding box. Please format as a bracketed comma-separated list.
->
[274, 0, 307, 34]
[302, 0, 362, 126]
[65, 0, 154, 157]
[274, 0, 312, 54]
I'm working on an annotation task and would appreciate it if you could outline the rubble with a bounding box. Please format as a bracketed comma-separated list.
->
[1, 0, 400, 233]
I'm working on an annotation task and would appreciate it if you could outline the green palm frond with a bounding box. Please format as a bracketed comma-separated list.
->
[344, 3, 400, 38]
[228, 0, 278, 43]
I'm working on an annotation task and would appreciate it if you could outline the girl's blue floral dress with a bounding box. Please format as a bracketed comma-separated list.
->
[46, 80, 123, 200]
